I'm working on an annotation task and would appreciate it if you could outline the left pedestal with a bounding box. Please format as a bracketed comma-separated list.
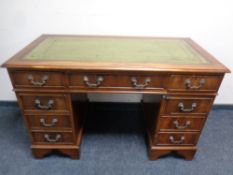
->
[16, 92, 87, 159]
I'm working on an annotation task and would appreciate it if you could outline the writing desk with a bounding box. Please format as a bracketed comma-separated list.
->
[2, 35, 230, 160]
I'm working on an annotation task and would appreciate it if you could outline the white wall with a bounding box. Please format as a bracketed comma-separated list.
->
[0, 0, 232, 104]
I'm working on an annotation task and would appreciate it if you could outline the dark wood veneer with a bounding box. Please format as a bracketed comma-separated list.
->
[1, 35, 230, 160]
[156, 132, 199, 146]
[26, 115, 72, 130]
[158, 116, 206, 132]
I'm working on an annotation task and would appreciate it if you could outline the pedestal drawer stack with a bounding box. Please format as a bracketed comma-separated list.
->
[148, 74, 223, 160]
[9, 70, 81, 159]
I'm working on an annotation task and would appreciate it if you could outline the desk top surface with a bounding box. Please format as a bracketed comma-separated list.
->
[2, 35, 230, 73]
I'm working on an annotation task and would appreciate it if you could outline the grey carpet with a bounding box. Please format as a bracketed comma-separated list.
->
[0, 103, 233, 175]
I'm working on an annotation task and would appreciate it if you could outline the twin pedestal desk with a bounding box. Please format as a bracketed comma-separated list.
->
[2, 35, 230, 160]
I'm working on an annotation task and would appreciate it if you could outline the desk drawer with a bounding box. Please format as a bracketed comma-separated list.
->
[156, 132, 199, 146]
[162, 96, 214, 115]
[18, 94, 70, 114]
[31, 132, 74, 144]
[158, 116, 206, 132]
[26, 115, 72, 129]
[69, 72, 164, 90]
[9, 70, 65, 88]
[168, 75, 223, 92]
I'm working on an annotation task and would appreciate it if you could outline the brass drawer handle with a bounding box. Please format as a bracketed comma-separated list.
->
[173, 120, 191, 129]
[83, 76, 104, 87]
[44, 134, 61, 142]
[131, 77, 151, 89]
[35, 99, 54, 110]
[40, 118, 58, 127]
[185, 79, 205, 90]
[169, 136, 185, 144]
[178, 102, 197, 112]
[28, 74, 49, 87]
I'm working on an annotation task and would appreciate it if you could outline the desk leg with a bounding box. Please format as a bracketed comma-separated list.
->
[31, 146, 80, 159]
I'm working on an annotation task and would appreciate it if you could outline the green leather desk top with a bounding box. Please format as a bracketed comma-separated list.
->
[3, 35, 230, 73]
[23, 36, 209, 65]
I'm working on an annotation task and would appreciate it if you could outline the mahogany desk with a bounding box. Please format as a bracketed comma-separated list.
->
[2, 35, 230, 160]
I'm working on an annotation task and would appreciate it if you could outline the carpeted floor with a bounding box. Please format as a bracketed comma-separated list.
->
[0, 103, 233, 175]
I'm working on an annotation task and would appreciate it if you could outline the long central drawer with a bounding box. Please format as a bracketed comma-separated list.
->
[68, 72, 165, 90]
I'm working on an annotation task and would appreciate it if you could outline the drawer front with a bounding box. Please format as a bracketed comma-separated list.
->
[10, 71, 65, 88]
[158, 117, 206, 131]
[31, 132, 74, 144]
[26, 115, 72, 129]
[69, 73, 164, 90]
[168, 75, 223, 92]
[156, 133, 199, 146]
[162, 97, 214, 115]
[18, 94, 70, 114]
